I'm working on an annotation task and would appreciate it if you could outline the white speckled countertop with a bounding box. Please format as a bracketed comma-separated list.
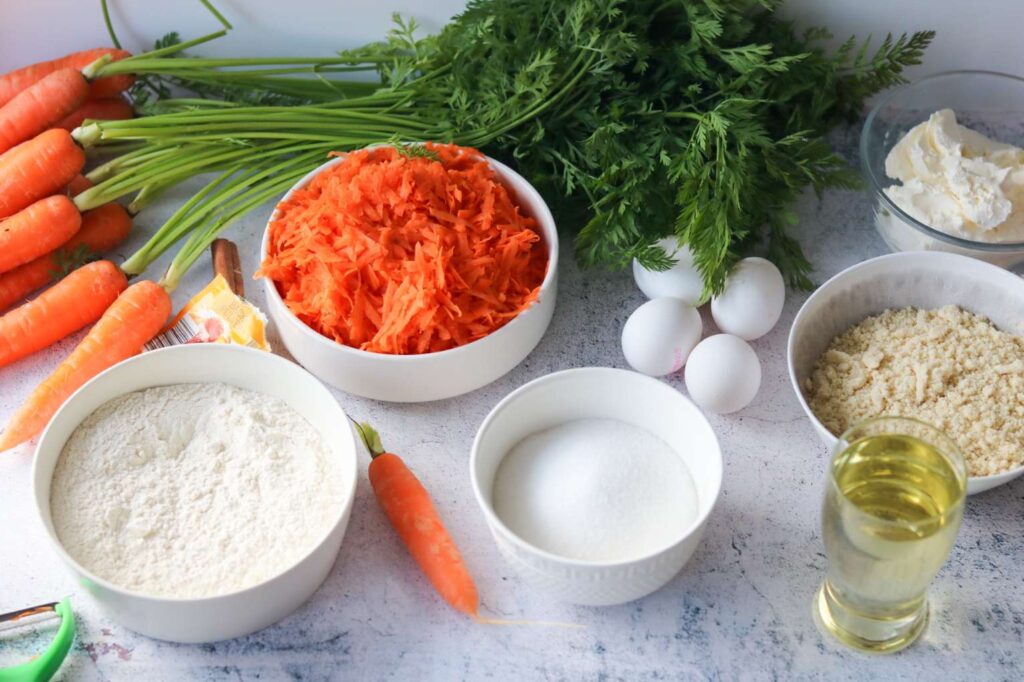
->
[1, 127, 1022, 681]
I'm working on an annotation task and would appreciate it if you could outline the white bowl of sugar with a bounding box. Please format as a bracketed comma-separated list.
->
[32, 344, 358, 643]
[470, 367, 722, 606]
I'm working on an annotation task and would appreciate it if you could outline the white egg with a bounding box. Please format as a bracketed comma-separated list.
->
[621, 298, 702, 377]
[632, 237, 703, 305]
[684, 334, 761, 414]
[710, 257, 785, 340]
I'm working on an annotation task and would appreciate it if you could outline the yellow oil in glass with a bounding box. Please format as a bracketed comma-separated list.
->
[815, 432, 965, 653]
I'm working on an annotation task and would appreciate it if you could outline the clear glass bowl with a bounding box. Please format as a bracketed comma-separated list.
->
[860, 71, 1024, 270]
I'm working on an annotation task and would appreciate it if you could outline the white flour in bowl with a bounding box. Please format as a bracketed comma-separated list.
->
[50, 382, 342, 599]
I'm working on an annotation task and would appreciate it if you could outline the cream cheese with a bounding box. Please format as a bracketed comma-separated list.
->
[883, 109, 1024, 243]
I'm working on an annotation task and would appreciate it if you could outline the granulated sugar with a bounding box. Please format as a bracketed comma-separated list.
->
[492, 418, 698, 562]
[50, 383, 342, 598]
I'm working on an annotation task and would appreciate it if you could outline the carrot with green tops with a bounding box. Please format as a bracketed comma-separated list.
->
[66, 174, 93, 197]
[0, 260, 126, 369]
[57, 98, 134, 132]
[0, 279, 170, 450]
[0, 128, 85, 219]
[0, 195, 81, 274]
[0, 48, 133, 108]
[0, 204, 133, 312]
[354, 422, 480, 617]
[0, 69, 90, 154]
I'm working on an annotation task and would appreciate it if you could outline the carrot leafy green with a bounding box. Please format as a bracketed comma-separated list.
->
[83, 0, 932, 296]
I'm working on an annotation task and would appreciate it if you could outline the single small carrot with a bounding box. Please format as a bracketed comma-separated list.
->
[0, 279, 170, 451]
[0, 203, 133, 312]
[0, 260, 126, 369]
[354, 422, 480, 617]
[0, 195, 82, 274]
[0, 128, 85, 219]
[57, 98, 134, 132]
[0, 69, 90, 155]
[66, 174, 93, 197]
[0, 48, 133, 108]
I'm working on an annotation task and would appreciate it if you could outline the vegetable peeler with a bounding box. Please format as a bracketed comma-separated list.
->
[0, 599, 75, 682]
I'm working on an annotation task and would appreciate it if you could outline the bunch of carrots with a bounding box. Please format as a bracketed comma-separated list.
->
[0, 48, 171, 451]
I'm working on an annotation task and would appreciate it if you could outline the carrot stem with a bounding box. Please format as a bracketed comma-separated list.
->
[160, 154, 319, 290]
[353, 422, 386, 459]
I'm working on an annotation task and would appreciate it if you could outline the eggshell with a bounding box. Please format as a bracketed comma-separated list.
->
[684, 334, 761, 414]
[621, 298, 702, 376]
[711, 257, 785, 340]
[632, 237, 703, 305]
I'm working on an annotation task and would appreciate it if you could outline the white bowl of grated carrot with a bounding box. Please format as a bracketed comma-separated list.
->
[259, 146, 559, 403]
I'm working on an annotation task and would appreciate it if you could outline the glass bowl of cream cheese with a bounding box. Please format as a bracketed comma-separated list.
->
[861, 71, 1024, 269]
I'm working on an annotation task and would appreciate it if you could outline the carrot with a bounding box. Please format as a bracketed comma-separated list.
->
[0, 260, 126, 369]
[66, 174, 93, 197]
[354, 422, 479, 616]
[0, 128, 85, 219]
[0, 195, 81, 274]
[57, 98, 134, 132]
[0, 204, 133, 312]
[0, 48, 133, 108]
[258, 144, 548, 355]
[0, 69, 90, 155]
[0, 279, 170, 451]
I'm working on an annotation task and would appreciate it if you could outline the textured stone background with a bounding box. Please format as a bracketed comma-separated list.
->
[1, 127, 1021, 680]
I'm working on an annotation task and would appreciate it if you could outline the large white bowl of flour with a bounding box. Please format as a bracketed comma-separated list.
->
[470, 367, 722, 606]
[32, 344, 358, 643]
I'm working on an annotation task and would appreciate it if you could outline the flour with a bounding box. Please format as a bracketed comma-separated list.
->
[50, 383, 343, 598]
[491, 418, 698, 562]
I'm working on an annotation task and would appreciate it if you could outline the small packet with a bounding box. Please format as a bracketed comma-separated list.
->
[144, 240, 270, 351]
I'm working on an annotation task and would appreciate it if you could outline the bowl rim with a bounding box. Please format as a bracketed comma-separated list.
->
[860, 69, 1024, 251]
[469, 366, 723, 568]
[31, 343, 358, 605]
[785, 250, 1024, 488]
[259, 149, 559, 364]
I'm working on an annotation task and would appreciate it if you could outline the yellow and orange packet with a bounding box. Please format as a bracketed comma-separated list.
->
[145, 240, 270, 351]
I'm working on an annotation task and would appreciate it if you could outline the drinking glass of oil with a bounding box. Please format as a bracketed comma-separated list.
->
[814, 416, 967, 653]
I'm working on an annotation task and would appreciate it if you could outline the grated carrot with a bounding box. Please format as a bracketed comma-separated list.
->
[258, 144, 548, 355]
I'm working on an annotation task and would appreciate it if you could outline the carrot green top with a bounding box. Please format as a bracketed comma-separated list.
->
[258, 144, 548, 355]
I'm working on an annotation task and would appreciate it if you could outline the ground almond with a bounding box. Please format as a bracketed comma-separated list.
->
[805, 305, 1024, 477]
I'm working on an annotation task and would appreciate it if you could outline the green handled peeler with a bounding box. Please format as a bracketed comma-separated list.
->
[0, 599, 75, 682]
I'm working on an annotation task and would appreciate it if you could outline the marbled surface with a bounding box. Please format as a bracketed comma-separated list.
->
[1, 127, 1021, 681]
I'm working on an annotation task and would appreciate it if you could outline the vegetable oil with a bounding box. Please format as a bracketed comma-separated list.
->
[814, 420, 966, 653]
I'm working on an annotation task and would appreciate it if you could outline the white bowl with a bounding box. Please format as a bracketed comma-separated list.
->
[787, 251, 1024, 495]
[261, 153, 559, 403]
[470, 367, 722, 606]
[32, 344, 358, 643]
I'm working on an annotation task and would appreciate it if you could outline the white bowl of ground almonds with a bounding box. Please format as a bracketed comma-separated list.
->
[788, 251, 1024, 495]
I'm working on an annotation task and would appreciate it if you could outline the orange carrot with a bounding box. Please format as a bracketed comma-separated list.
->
[0, 260, 126, 369]
[0, 279, 170, 450]
[0, 69, 90, 154]
[66, 174, 93, 197]
[57, 98, 134, 131]
[258, 144, 548, 355]
[0, 204, 133, 312]
[355, 422, 479, 616]
[0, 48, 133, 108]
[0, 128, 85, 219]
[0, 195, 81, 274]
